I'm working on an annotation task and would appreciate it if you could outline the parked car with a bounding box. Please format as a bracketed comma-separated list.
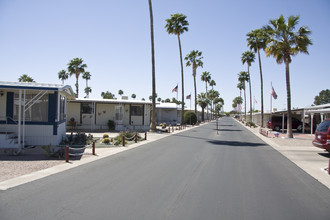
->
[312, 119, 330, 151]
[267, 115, 304, 132]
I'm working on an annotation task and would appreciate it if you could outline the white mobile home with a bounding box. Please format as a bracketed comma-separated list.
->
[0, 81, 75, 150]
[67, 98, 152, 131]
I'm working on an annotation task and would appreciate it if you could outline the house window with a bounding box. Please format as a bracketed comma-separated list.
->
[131, 106, 143, 116]
[115, 106, 123, 121]
[59, 95, 66, 121]
[81, 103, 93, 114]
[13, 93, 49, 122]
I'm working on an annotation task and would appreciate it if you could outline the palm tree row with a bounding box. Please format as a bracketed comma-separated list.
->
[58, 58, 89, 98]
[239, 15, 312, 138]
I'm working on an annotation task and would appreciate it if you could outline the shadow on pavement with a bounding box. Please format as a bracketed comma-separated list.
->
[207, 140, 267, 147]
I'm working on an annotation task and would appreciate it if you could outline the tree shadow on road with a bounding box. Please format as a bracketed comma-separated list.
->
[207, 140, 267, 147]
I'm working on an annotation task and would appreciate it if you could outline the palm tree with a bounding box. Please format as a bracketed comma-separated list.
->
[157, 97, 162, 102]
[67, 58, 87, 98]
[84, 87, 92, 98]
[208, 89, 219, 119]
[82, 71, 91, 98]
[184, 50, 203, 115]
[237, 82, 244, 116]
[238, 71, 249, 120]
[118, 90, 124, 97]
[18, 74, 35, 82]
[58, 70, 68, 84]
[148, 0, 157, 131]
[247, 28, 269, 127]
[201, 71, 211, 120]
[101, 91, 115, 99]
[241, 51, 255, 121]
[265, 15, 312, 138]
[197, 93, 209, 122]
[131, 94, 136, 100]
[165, 13, 189, 124]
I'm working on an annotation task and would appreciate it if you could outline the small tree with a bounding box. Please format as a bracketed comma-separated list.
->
[314, 89, 330, 105]
[101, 91, 115, 99]
[184, 111, 197, 125]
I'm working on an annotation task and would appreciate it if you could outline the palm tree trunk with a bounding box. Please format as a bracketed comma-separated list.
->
[148, 0, 157, 131]
[205, 82, 208, 120]
[244, 86, 247, 121]
[248, 65, 252, 122]
[193, 66, 197, 116]
[285, 61, 293, 138]
[257, 48, 264, 127]
[177, 34, 184, 124]
[75, 74, 79, 98]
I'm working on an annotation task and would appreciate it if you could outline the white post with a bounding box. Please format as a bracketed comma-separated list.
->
[311, 113, 314, 135]
[320, 113, 324, 122]
[23, 90, 26, 148]
[282, 113, 285, 134]
[18, 89, 22, 148]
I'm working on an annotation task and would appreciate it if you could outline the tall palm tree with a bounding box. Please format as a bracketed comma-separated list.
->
[82, 71, 91, 97]
[265, 15, 312, 138]
[237, 82, 244, 116]
[241, 51, 255, 122]
[247, 28, 269, 127]
[131, 94, 136, 100]
[201, 71, 211, 120]
[238, 71, 249, 120]
[165, 13, 189, 124]
[18, 74, 35, 82]
[197, 93, 209, 122]
[67, 58, 87, 98]
[148, 0, 157, 131]
[58, 70, 68, 84]
[184, 50, 203, 115]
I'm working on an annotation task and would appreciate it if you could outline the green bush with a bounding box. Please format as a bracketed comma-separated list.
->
[184, 111, 197, 125]
[103, 133, 109, 139]
[107, 120, 115, 130]
[101, 138, 110, 144]
[246, 121, 257, 128]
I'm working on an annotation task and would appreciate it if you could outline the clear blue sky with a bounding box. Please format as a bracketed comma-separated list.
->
[0, 0, 329, 112]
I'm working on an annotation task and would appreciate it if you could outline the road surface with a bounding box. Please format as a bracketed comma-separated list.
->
[1, 117, 330, 220]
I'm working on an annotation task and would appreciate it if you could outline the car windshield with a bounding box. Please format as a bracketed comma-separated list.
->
[316, 120, 330, 132]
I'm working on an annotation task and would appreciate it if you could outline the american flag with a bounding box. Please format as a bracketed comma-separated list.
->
[270, 86, 278, 99]
[186, 94, 191, 99]
[172, 85, 178, 93]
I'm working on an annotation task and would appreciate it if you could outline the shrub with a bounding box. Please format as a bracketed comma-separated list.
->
[107, 120, 115, 130]
[101, 138, 110, 144]
[103, 133, 109, 139]
[246, 121, 257, 128]
[184, 111, 197, 125]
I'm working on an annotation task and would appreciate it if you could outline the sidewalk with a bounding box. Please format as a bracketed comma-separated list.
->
[242, 122, 330, 189]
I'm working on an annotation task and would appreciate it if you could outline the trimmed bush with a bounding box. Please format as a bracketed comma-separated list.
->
[246, 121, 257, 128]
[184, 111, 197, 125]
[103, 133, 109, 139]
[101, 138, 110, 144]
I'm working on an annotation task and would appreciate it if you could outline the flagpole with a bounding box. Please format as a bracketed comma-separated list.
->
[270, 82, 272, 114]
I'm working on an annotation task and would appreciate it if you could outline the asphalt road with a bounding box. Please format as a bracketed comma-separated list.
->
[1, 117, 330, 220]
